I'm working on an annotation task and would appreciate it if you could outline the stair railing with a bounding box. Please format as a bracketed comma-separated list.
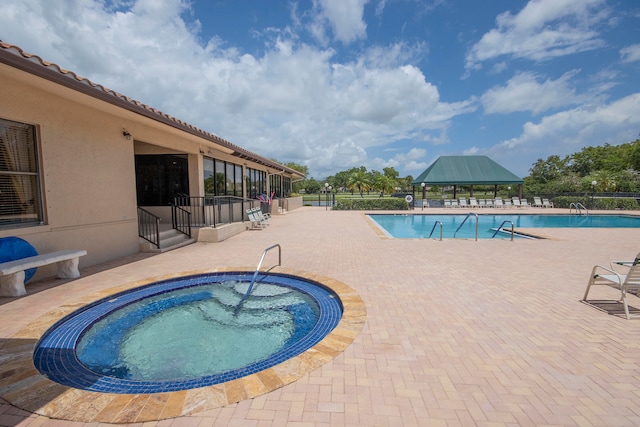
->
[492, 220, 514, 241]
[234, 244, 282, 315]
[171, 204, 192, 237]
[137, 207, 161, 249]
[428, 220, 443, 240]
[454, 212, 479, 241]
[569, 202, 588, 216]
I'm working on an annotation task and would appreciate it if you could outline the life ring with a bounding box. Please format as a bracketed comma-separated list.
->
[405, 195, 413, 203]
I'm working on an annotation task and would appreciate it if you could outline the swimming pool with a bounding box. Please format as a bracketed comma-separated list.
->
[368, 214, 640, 239]
[34, 272, 343, 394]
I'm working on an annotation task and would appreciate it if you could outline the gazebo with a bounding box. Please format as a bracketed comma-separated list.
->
[412, 155, 523, 199]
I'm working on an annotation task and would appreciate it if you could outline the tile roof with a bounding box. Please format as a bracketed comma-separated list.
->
[0, 40, 303, 177]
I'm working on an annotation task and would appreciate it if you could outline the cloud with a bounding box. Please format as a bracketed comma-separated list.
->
[308, 0, 369, 45]
[480, 92, 640, 176]
[466, 0, 607, 71]
[620, 44, 640, 63]
[481, 70, 583, 115]
[0, 0, 475, 179]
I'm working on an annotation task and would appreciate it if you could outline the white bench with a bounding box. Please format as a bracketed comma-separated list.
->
[0, 250, 87, 297]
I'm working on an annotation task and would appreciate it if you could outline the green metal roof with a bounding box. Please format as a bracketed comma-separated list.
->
[412, 156, 523, 185]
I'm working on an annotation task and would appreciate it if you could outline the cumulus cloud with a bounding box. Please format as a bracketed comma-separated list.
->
[466, 0, 607, 71]
[0, 0, 475, 178]
[308, 0, 369, 45]
[480, 93, 640, 176]
[481, 70, 583, 115]
[620, 44, 640, 63]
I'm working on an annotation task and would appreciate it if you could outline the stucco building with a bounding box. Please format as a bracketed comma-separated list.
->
[0, 41, 304, 283]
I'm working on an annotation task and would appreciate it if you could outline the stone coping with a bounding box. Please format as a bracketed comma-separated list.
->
[0, 266, 366, 423]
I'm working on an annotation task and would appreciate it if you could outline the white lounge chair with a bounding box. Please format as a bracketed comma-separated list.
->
[451, 200, 459, 208]
[459, 198, 467, 208]
[444, 200, 452, 208]
[583, 254, 640, 319]
[521, 198, 530, 208]
[542, 199, 554, 208]
[486, 199, 494, 208]
[533, 197, 543, 208]
[246, 209, 266, 229]
[469, 197, 479, 208]
[478, 199, 486, 208]
[512, 197, 522, 208]
[492, 198, 502, 208]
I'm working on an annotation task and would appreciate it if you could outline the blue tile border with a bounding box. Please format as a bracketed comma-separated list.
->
[33, 272, 343, 394]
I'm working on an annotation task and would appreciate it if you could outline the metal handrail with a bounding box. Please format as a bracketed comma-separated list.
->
[569, 202, 589, 216]
[234, 244, 282, 315]
[492, 220, 514, 241]
[454, 212, 479, 240]
[428, 220, 443, 241]
[137, 207, 161, 249]
[171, 205, 192, 237]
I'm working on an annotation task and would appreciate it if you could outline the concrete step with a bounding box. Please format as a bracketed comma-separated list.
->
[139, 228, 195, 253]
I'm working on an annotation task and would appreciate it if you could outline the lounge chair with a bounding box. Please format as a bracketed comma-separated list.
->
[532, 197, 543, 208]
[252, 207, 271, 224]
[542, 198, 554, 208]
[469, 197, 479, 208]
[245, 209, 266, 229]
[459, 198, 467, 208]
[492, 198, 502, 208]
[451, 200, 459, 208]
[521, 198, 530, 208]
[511, 197, 522, 208]
[478, 199, 486, 208]
[504, 199, 512, 207]
[444, 199, 452, 208]
[583, 254, 640, 319]
[486, 199, 494, 208]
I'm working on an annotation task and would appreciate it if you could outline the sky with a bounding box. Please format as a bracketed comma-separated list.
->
[1, 0, 639, 179]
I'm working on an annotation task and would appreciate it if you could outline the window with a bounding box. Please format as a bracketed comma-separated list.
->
[135, 154, 189, 205]
[0, 118, 43, 228]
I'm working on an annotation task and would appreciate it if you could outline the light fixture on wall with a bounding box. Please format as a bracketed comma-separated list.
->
[199, 148, 205, 154]
[122, 128, 132, 140]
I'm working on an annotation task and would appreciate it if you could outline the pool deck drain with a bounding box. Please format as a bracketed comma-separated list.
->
[0, 267, 365, 423]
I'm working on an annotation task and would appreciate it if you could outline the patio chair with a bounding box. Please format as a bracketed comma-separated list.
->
[492, 198, 502, 208]
[444, 199, 452, 208]
[583, 254, 640, 319]
[459, 198, 467, 208]
[521, 198, 530, 208]
[542, 199, 554, 208]
[478, 199, 486, 208]
[245, 209, 266, 229]
[252, 207, 271, 225]
[511, 197, 522, 208]
[532, 197, 543, 208]
[504, 199, 512, 207]
[469, 197, 479, 208]
[451, 200, 459, 208]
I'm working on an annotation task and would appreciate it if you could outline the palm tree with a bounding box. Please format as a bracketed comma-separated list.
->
[347, 171, 372, 197]
[372, 174, 396, 196]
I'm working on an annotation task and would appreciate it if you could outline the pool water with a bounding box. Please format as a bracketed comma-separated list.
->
[368, 214, 640, 239]
[34, 272, 343, 393]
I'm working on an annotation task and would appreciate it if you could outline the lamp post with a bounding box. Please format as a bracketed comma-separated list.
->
[591, 180, 597, 210]
[421, 183, 426, 210]
[507, 186, 511, 199]
[324, 183, 332, 210]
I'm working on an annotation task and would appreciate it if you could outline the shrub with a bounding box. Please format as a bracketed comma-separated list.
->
[551, 196, 639, 210]
[333, 198, 409, 210]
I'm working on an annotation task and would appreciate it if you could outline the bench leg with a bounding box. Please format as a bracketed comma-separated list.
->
[0, 271, 27, 297]
[57, 258, 81, 279]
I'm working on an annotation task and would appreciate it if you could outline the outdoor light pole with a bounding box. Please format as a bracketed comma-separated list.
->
[421, 182, 426, 210]
[324, 183, 332, 211]
[591, 180, 597, 210]
[507, 186, 511, 199]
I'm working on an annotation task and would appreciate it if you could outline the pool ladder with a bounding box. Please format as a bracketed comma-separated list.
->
[430, 213, 514, 241]
[569, 202, 589, 216]
[454, 212, 479, 241]
[234, 243, 282, 315]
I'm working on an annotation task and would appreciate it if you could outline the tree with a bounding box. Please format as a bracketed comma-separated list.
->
[372, 174, 396, 195]
[347, 171, 372, 197]
[304, 178, 322, 194]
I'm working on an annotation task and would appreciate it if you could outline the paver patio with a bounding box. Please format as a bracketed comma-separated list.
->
[1, 206, 640, 426]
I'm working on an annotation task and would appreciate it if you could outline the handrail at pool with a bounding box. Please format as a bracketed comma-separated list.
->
[569, 202, 589, 216]
[454, 212, 479, 241]
[428, 220, 443, 241]
[492, 220, 514, 241]
[234, 244, 282, 315]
